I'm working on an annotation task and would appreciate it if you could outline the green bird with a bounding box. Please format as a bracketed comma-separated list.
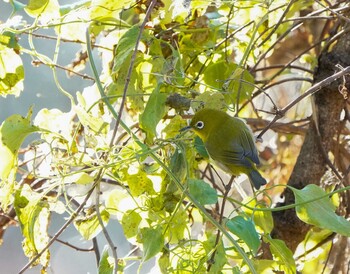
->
[183, 108, 266, 190]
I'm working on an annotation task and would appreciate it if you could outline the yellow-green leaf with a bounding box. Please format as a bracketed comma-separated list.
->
[14, 184, 50, 267]
[74, 209, 110, 240]
[264, 236, 295, 274]
[138, 226, 164, 262]
[121, 210, 142, 238]
[0, 44, 24, 97]
[0, 113, 39, 180]
[292, 184, 350, 236]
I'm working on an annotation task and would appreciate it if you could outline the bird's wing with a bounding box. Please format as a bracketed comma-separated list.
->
[239, 127, 260, 165]
[206, 140, 252, 168]
[205, 124, 259, 167]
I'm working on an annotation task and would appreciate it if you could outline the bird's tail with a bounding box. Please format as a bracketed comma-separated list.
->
[248, 169, 267, 190]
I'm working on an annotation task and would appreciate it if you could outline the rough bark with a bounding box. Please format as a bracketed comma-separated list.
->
[271, 29, 350, 252]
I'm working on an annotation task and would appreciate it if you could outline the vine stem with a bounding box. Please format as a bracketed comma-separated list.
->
[85, 1, 159, 272]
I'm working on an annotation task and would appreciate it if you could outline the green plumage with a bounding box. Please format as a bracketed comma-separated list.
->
[188, 108, 266, 189]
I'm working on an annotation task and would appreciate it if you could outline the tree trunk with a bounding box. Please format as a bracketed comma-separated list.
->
[271, 28, 349, 253]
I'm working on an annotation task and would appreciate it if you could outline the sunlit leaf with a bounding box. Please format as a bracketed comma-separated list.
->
[90, 0, 133, 21]
[139, 226, 164, 262]
[74, 104, 108, 134]
[292, 184, 350, 236]
[0, 44, 24, 97]
[264, 236, 296, 274]
[121, 210, 142, 238]
[191, 91, 226, 111]
[111, 25, 140, 73]
[243, 198, 274, 234]
[188, 179, 218, 205]
[74, 209, 110, 240]
[14, 184, 50, 267]
[203, 61, 254, 103]
[64, 172, 95, 185]
[24, 0, 60, 24]
[158, 251, 170, 273]
[226, 216, 260, 254]
[98, 245, 113, 274]
[167, 206, 187, 244]
[124, 169, 156, 197]
[0, 112, 39, 180]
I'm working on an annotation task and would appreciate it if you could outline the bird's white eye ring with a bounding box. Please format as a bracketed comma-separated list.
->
[195, 121, 204, 129]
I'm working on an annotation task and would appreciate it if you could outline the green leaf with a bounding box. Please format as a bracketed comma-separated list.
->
[98, 245, 113, 274]
[14, 184, 50, 267]
[0, 44, 24, 97]
[292, 184, 350, 236]
[138, 226, 164, 262]
[194, 136, 209, 158]
[0, 112, 39, 180]
[111, 25, 140, 73]
[139, 87, 167, 143]
[264, 236, 295, 274]
[203, 61, 254, 103]
[188, 179, 218, 205]
[226, 216, 260, 254]
[74, 209, 110, 240]
[121, 210, 142, 238]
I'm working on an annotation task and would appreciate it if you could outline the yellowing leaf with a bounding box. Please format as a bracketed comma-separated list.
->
[64, 172, 95, 185]
[74, 104, 108, 134]
[121, 210, 142, 238]
[124, 170, 156, 197]
[25, 0, 60, 24]
[74, 209, 110, 240]
[203, 61, 254, 103]
[264, 236, 295, 274]
[14, 184, 50, 267]
[0, 113, 39, 180]
[243, 198, 274, 234]
[98, 245, 114, 274]
[0, 44, 24, 97]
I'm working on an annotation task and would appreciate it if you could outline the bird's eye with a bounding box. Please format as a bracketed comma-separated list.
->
[195, 121, 204, 129]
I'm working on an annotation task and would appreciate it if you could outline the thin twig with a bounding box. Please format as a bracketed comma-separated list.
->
[257, 66, 350, 139]
[32, 59, 95, 81]
[52, 235, 95, 252]
[207, 177, 234, 272]
[110, 0, 159, 146]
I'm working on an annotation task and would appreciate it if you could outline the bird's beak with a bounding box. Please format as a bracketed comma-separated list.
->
[180, 125, 192, 132]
